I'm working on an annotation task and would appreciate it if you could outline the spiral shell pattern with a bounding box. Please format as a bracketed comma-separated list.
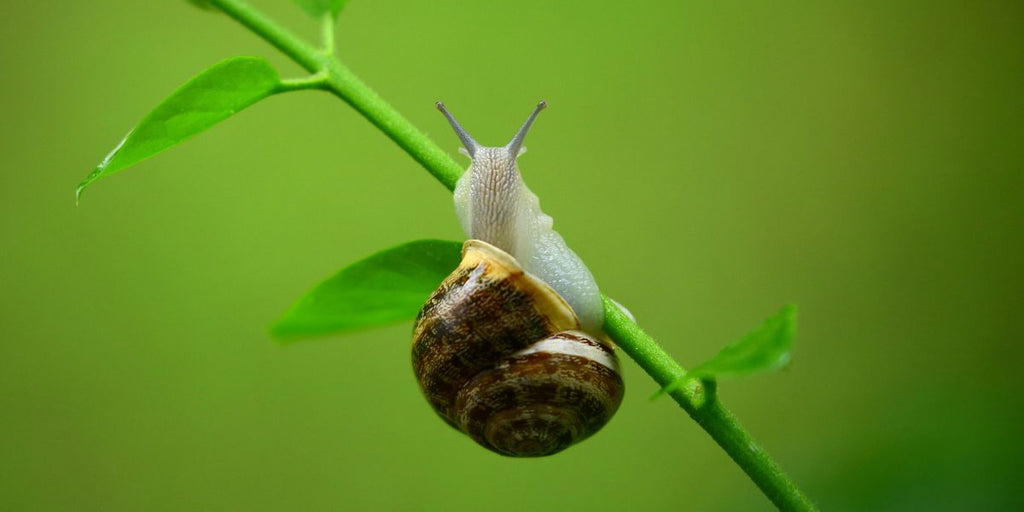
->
[412, 240, 624, 457]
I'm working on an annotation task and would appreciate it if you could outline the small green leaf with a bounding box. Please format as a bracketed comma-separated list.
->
[652, 305, 797, 399]
[77, 57, 282, 201]
[689, 304, 797, 379]
[291, 0, 348, 19]
[272, 239, 464, 341]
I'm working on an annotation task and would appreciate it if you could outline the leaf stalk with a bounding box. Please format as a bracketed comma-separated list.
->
[321, 13, 336, 56]
[202, 0, 816, 509]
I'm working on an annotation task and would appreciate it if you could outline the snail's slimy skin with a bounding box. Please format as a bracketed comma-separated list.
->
[412, 103, 622, 457]
[446, 102, 605, 333]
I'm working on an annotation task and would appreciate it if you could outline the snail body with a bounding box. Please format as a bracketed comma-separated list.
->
[450, 102, 604, 333]
[411, 102, 623, 457]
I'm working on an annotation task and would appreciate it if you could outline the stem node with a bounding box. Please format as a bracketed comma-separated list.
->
[201, 1, 816, 509]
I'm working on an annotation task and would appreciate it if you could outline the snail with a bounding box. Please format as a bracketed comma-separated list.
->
[411, 101, 624, 457]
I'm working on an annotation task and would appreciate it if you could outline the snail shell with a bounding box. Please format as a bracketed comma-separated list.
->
[412, 240, 624, 457]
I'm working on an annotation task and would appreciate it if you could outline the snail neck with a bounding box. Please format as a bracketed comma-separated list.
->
[455, 147, 525, 256]
[444, 102, 605, 334]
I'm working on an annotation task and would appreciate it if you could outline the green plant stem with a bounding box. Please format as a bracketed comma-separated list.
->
[321, 14, 335, 56]
[278, 71, 329, 93]
[602, 298, 816, 511]
[204, 1, 815, 509]
[319, 63, 463, 190]
[208, 0, 463, 190]
[208, 0, 324, 72]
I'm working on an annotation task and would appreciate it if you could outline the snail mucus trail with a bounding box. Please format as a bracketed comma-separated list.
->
[411, 101, 624, 457]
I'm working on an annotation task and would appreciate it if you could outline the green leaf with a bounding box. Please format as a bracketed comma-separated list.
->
[652, 305, 797, 399]
[291, 0, 348, 19]
[77, 57, 282, 201]
[271, 239, 464, 341]
[689, 304, 797, 379]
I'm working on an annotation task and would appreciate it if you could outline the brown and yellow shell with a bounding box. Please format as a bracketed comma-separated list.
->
[412, 240, 624, 457]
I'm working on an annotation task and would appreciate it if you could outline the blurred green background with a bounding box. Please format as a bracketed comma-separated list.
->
[2, 1, 1022, 510]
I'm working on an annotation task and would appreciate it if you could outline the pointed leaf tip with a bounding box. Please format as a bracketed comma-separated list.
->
[689, 304, 798, 380]
[652, 304, 798, 398]
[75, 57, 282, 199]
[271, 239, 463, 342]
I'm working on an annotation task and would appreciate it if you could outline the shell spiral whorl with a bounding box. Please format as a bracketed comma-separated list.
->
[412, 240, 624, 457]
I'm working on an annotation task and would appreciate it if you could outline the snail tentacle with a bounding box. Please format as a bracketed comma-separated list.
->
[414, 103, 623, 457]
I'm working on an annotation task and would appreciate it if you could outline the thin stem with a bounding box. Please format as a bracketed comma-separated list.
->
[321, 14, 335, 56]
[602, 298, 817, 511]
[207, 0, 325, 73]
[320, 62, 463, 190]
[203, 1, 815, 509]
[696, 402, 817, 511]
[207, 0, 463, 191]
[278, 71, 330, 93]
